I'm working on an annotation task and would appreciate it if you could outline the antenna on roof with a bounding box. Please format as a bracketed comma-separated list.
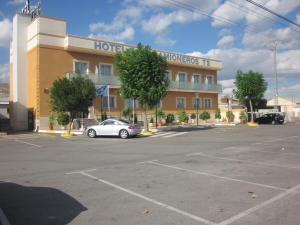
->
[21, 0, 41, 20]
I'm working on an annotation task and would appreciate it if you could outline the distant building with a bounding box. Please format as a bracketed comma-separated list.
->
[267, 97, 300, 122]
[218, 95, 246, 123]
[9, 13, 223, 131]
[0, 83, 9, 119]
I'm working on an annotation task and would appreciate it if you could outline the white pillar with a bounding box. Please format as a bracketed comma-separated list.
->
[11, 13, 31, 130]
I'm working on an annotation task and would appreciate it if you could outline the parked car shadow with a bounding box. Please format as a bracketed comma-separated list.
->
[0, 182, 87, 225]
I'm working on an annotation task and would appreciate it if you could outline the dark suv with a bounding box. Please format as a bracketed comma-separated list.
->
[254, 113, 284, 124]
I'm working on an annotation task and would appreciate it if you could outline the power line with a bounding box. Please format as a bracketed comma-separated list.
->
[245, 0, 300, 28]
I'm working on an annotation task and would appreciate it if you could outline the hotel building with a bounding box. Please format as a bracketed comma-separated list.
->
[9, 13, 222, 131]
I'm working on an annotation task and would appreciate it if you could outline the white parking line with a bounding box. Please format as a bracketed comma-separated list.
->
[163, 132, 188, 138]
[65, 168, 97, 175]
[143, 161, 296, 193]
[0, 208, 11, 225]
[150, 132, 175, 138]
[188, 152, 300, 170]
[14, 139, 41, 148]
[77, 171, 216, 225]
[217, 183, 300, 225]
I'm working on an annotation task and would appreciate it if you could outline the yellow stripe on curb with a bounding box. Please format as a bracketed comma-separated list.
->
[247, 122, 259, 127]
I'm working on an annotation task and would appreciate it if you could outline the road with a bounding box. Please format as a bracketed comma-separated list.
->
[0, 124, 300, 225]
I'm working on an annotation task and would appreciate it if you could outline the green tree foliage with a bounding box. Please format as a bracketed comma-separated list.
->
[56, 112, 70, 126]
[239, 111, 247, 122]
[178, 111, 189, 123]
[190, 113, 196, 119]
[233, 70, 267, 122]
[157, 108, 165, 118]
[166, 113, 175, 124]
[122, 107, 132, 120]
[115, 43, 169, 131]
[50, 76, 95, 133]
[200, 111, 210, 121]
[215, 108, 221, 120]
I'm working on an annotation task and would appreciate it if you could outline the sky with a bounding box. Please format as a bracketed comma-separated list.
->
[0, 0, 300, 99]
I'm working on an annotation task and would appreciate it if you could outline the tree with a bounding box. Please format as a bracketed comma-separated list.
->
[233, 70, 267, 122]
[226, 111, 235, 122]
[50, 76, 95, 133]
[57, 112, 70, 128]
[200, 111, 210, 122]
[115, 43, 169, 131]
[215, 108, 221, 121]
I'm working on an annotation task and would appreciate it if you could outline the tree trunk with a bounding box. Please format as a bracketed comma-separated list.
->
[249, 99, 254, 123]
[68, 113, 74, 134]
[141, 103, 148, 132]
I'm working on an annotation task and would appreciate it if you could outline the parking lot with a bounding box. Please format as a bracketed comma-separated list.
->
[1, 124, 300, 225]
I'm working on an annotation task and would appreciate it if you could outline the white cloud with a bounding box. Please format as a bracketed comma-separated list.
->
[0, 18, 12, 48]
[211, 1, 243, 27]
[217, 35, 235, 48]
[7, 0, 24, 5]
[277, 50, 300, 73]
[89, 6, 142, 41]
[297, 14, 300, 24]
[89, 26, 135, 42]
[219, 79, 235, 95]
[243, 26, 300, 50]
[0, 64, 9, 83]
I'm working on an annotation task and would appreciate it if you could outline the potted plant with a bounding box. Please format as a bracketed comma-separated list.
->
[239, 111, 247, 124]
[215, 108, 221, 122]
[226, 111, 235, 123]
[157, 108, 165, 126]
[165, 113, 175, 125]
[178, 111, 189, 124]
[200, 111, 210, 123]
[48, 114, 55, 130]
[57, 112, 70, 130]
[149, 117, 154, 127]
[190, 113, 196, 124]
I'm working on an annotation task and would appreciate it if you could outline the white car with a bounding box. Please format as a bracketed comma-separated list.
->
[86, 119, 141, 139]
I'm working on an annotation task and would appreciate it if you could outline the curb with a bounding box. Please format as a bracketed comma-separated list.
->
[38, 130, 83, 135]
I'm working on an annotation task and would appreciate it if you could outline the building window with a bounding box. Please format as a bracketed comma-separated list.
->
[192, 98, 202, 108]
[177, 72, 186, 82]
[74, 60, 89, 74]
[165, 70, 172, 81]
[204, 98, 212, 108]
[176, 97, 186, 109]
[192, 74, 201, 84]
[100, 64, 112, 76]
[206, 75, 213, 85]
[124, 99, 139, 109]
[102, 96, 116, 109]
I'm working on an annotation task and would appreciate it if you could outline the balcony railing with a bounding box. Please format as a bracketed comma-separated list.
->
[170, 81, 222, 93]
[65, 72, 222, 93]
[65, 72, 121, 86]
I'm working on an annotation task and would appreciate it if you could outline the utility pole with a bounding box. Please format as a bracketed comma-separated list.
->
[272, 41, 279, 110]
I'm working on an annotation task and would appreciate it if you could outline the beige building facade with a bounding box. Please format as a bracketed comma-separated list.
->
[9, 13, 222, 131]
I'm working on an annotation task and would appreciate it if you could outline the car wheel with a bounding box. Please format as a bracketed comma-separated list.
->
[87, 129, 96, 138]
[119, 129, 129, 139]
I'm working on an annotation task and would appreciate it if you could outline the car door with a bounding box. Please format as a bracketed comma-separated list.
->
[100, 120, 116, 135]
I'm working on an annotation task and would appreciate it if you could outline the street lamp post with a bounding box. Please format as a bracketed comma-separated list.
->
[195, 93, 199, 126]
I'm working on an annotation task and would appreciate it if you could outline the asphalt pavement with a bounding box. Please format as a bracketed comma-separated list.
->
[0, 124, 300, 225]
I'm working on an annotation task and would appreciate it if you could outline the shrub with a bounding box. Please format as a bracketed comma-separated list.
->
[49, 114, 56, 125]
[57, 112, 70, 126]
[190, 113, 196, 119]
[122, 107, 132, 118]
[200, 111, 210, 121]
[239, 111, 247, 122]
[215, 108, 221, 120]
[130, 114, 138, 123]
[178, 111, 189, 123]
[226, 111, 235, 121]
[150, 117, 154, 123]
[166, 113, 175, 124]
[157, 108, 165, 118]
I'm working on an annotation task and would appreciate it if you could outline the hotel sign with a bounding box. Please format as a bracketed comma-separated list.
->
[94, 41, 212, 67]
